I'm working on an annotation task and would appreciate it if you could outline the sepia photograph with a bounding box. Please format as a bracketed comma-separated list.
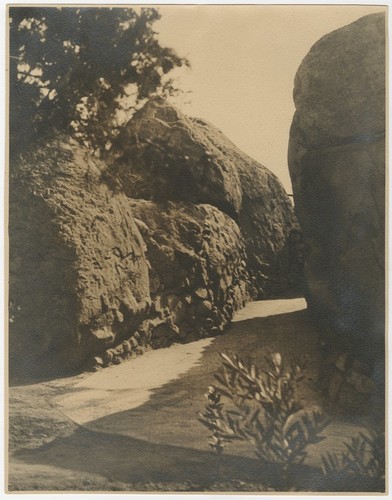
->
[6, 3, 386, 493]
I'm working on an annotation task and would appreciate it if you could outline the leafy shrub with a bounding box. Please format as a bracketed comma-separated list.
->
[199, 352, 330, 486]
[321, 430, 385, 491]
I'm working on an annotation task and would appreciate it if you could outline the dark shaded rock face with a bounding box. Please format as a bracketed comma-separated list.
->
[9, 139, 151, 377]
[110, 98, 299, 297]
[110, 98, 243, 218]
[130, 200, 249, 346]
[10, 99, 299, 377]
[288, 13, 385, 366]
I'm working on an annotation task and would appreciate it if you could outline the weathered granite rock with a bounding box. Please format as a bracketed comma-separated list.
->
[9, 96, 302, 377]
[189, 117, 301, 297]
[129, 200, 250, 346]
[288, 13, 385, 365]
[9, 138, 151, 377]
[110, 98, 242, 218]
[110, 97, 300, 297]
[9, 137, 251, 376]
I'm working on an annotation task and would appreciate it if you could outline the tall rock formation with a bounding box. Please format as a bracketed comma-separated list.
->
[9, 138, 151, 377]
[109, 97, 299, 297]
[288, 13, 385, 367]
[130, 200, 249, 346]
[10, 99, 299, 378]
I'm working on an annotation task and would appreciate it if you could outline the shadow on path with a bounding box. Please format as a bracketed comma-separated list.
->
[14, 425, 328, 491]
[11, 305, 376, 491]
[82, 309, 322, 451]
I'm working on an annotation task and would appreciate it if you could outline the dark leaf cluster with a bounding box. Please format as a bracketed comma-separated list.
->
[9, 7, 189, 156]
[321, 430, 385, 489]
[199, 352, 330, 472]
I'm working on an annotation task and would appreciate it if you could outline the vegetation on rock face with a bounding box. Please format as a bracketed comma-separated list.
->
[9, 7, 189, 156]
[9, 8, 302, 375]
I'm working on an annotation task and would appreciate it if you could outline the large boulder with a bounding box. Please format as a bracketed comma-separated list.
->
[9, 97, 302, 378]
[9, 138, 250, 377]
[288, 13, 385, 366]
[110, 98, 300, 297]
[130, 200, 250, 346]
[110, 98, 242, 218]
[188, 117, 301, 297]
[9, 138, 151, 377]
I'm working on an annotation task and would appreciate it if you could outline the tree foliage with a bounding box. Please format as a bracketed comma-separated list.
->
[9, 7, 189, 156]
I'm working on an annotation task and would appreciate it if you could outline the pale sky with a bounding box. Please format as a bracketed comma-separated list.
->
[156, 5, 386, 192]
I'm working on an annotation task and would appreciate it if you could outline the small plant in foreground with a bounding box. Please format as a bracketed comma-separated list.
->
[199, 352, 330, 487]
[321, 430, 385, 491]
[201, 385, 226, 481]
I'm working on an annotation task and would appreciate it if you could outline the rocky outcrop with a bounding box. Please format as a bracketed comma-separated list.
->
[92, 200, 250, 370]
[110, 98, 242, 218]
[9, 139, 249, 377]
[9, 138, 151, 377]
[288, 13, 385, 367]
[130, 200, 249, 346]
[10, 98, 300, 377]
[109, 97, 299, 297]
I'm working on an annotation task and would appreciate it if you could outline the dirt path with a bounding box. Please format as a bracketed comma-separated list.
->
[55, 298, 306, 425]
[8, 299, 374, 492]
